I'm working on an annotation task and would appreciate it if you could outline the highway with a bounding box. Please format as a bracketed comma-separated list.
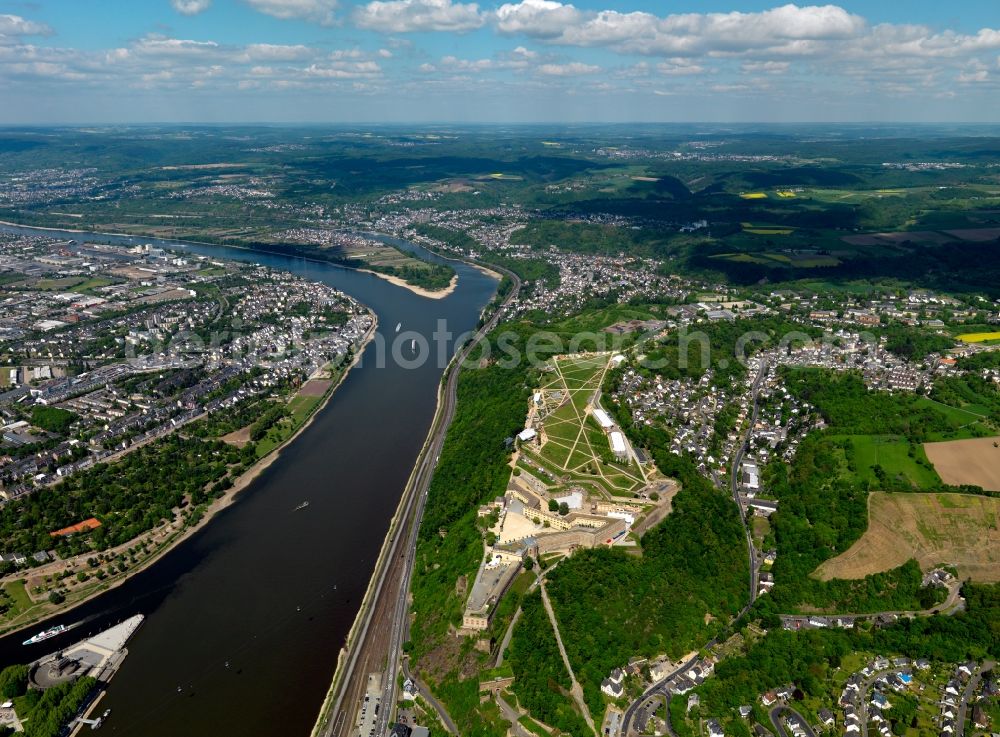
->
[314, 262, 520, 737]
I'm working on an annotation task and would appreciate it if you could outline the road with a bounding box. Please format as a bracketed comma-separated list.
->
[314, 262, 520, 737]
[729, 358, 768, 607]
[956, 661, 994, 737]
[780, 577, 965, 627]
[621, 653, 701, 735]
[495, 693, 534, 737]
[769, 705, 817, 737]
[400, 660, 458, 734]
[856, 668, 897, 737]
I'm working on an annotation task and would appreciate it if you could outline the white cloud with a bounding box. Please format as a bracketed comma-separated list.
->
[303, 60, 382, 78]
[126, 36, 222, 59]
[957, 69, 989, 83]
[171, 0, 212, 16]
[240, 43, 313, 61]
[244, 0, 339, 25]
[0, 14, 52, 37]
[741, 60, 790, 73]
[867, 24, 1000, 59]
[495, 0, 582, 38]
[353, 0, 483, 33]
[657, 59, 704, 76]
[494, 2, 866, 55]
[439, 55, 494, 71]
[536, 61, 599, 76]
[710, 82, 750, 92]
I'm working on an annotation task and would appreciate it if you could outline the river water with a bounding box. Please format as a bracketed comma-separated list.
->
[0, 224, 498, 736]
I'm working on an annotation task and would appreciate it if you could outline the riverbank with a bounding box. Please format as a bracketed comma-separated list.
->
[0, 219, 458, 300]
[0, 312, 379, 640]
[359, 269, 457, 299]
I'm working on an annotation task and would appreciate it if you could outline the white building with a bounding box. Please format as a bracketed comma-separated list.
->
[610, 431, 628, 459]
[518, 428, 537, 443]
[592, 408, 615, 430]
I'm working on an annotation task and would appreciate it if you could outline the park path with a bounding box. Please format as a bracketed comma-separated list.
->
[540, 582, 597, 735]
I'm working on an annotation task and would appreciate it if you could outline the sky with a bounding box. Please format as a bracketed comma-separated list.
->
[2, 0, 1000, 123]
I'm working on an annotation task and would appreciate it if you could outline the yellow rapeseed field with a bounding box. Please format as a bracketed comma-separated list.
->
[957, 331, 1000, 343]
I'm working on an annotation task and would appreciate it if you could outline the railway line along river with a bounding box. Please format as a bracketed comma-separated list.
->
[0, 223, 499, 737]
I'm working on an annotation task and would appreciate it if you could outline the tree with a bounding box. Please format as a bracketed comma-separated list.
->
[558, 502, 569, 516]
[523, 555, 535, 571]
[48, 591, 65, 605]
[548, 499, 559, 512]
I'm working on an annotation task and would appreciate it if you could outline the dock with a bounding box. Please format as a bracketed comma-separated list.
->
[30, 615, 145, 689]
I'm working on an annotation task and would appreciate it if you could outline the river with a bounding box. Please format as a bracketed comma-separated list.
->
[0, 224, 499, 736]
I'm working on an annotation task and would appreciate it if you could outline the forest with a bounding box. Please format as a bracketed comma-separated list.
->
[930, 373, 1000, 425]
[0, 664, 97, 737]
[546, 447, 749, 717]
[0, 434, 252, 556]
[506, 591, 593, 736]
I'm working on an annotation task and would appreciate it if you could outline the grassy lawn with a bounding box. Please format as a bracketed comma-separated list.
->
[916, 396, 987, 424]
[77, 276, 117, 294]
[287, 394, 324, 423]
[254, 391, 328, 458]
[32, 276, 86, 290]
[527, 354, 647, 498]
[4, 579, 33, 613]
[836, 434, 942, 488]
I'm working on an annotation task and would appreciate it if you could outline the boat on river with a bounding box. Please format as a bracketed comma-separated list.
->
[23, 623, 74, 646]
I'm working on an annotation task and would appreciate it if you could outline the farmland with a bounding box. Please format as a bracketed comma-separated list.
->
[814, 492, 1000, 582]
[957, 331, 1000, 344]
[924, 436, 1000, 490]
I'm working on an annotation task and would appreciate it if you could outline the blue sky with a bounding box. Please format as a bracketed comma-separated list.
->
[2, 0, 1000, 123]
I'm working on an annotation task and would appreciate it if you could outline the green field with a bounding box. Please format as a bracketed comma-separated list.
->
[916, 397, 988, 431]
[522, 354, 647, 497]
[832, 434, 942, 488]
[3, 580, 33, 614]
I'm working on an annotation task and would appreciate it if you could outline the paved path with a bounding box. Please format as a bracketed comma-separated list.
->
[540, 582, 597, 735]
